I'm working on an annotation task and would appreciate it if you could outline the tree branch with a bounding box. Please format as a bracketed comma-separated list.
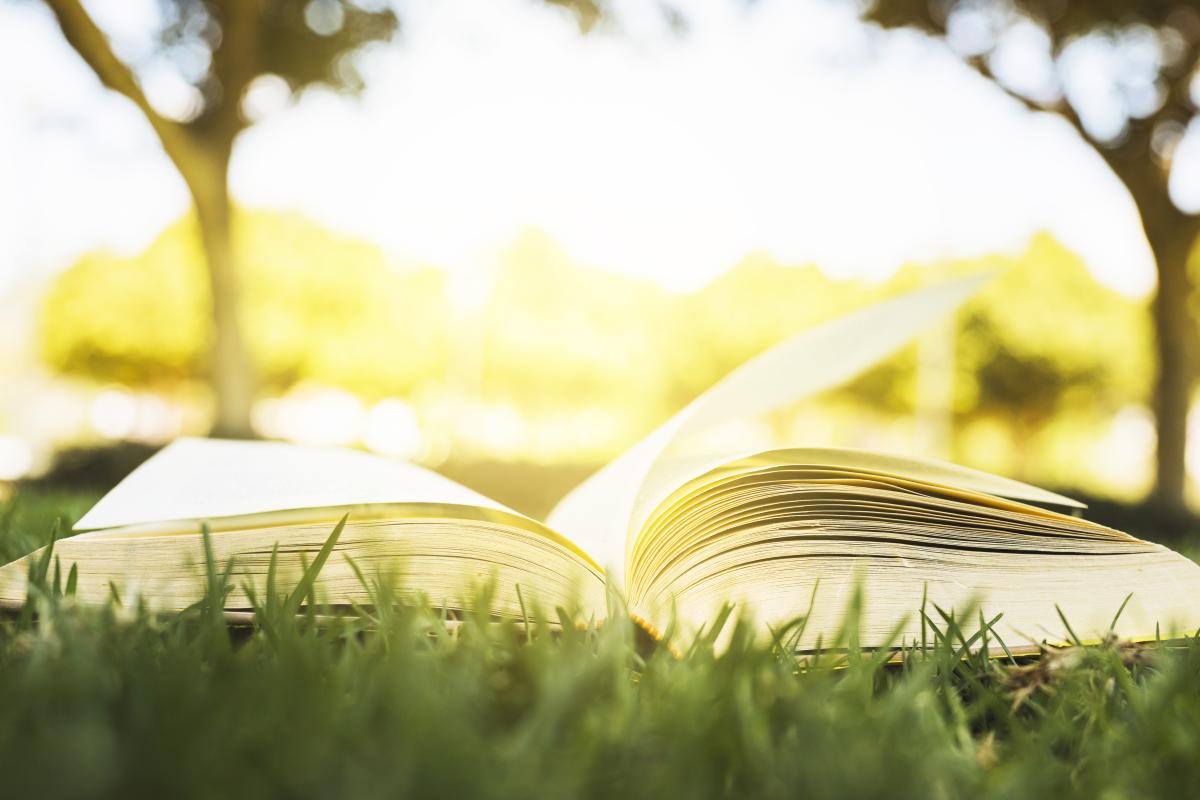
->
[41, 0, 196, 167]
[965, 54, 1085, 136]
[203, 0, 261, 142]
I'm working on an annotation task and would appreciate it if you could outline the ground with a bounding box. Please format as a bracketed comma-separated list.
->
[1, 486, 1199, 800]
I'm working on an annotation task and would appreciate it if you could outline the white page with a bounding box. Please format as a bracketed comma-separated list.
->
[75, 437, 516, 532]
[546, 274, 995, 574]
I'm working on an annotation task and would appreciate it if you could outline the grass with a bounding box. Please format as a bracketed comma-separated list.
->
[2, 487, 1200, 799]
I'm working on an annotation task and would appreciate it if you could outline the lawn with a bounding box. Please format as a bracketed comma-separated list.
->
[1, 486, 1200, 799]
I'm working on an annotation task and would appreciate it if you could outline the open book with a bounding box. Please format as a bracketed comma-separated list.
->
[3, 276, 1198, 652]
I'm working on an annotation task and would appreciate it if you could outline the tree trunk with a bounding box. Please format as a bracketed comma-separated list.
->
[1103, 143, 1198, 514]
[186, 145, 258, 439]
[1145, 215, 1197, 513]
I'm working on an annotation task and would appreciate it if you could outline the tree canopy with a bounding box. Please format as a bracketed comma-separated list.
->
[860, 0, 1200, 510]
[45, 0, 399, 149]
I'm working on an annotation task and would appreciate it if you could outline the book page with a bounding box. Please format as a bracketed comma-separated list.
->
[734, 448, 1084, 509]
[546, 274, 991, 576]
[75, 437, 518, 532]
[635, 446, 1084, 537]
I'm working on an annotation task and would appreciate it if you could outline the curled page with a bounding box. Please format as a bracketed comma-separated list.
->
[546, 274, 995, 574]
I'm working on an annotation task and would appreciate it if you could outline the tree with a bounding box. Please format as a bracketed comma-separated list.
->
[40, 0, 398, 436]
[859, 0, 1200, 512]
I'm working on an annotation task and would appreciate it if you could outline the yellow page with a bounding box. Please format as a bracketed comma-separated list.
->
[638, 447, 1084, 540]
[546, 274, 990, 577]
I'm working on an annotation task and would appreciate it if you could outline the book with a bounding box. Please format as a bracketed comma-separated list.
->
[3, 275, 1198, 652]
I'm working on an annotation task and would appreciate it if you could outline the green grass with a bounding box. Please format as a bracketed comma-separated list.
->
[2, 488, 1200, 799]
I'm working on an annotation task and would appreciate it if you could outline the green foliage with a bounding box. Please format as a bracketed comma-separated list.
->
[670, 255, 874, 407]
[3, 491, 1200, 799]
[41, 212, 450, 398]
[946, 237, 1153, 490]
[38, 219, 1154, 493]
[955, 234, 1151, 424]
[238, 213, 449, 399]
[481, 231, 671, 414]
[41, 219, 1148, 424]
[40, 229, 209, 386]
[146, 0, 398, 127]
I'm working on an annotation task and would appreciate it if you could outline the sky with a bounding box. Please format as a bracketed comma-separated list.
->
[0, 0, 1165, 298]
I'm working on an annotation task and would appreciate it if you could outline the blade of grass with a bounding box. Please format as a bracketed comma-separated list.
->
[1109, 592, 1134, 633]
[284, 515, 347, 617]
[1055, 604, 1084, 647]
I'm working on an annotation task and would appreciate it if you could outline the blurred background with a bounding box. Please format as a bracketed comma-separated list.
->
[3, 0, 1199, 536]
